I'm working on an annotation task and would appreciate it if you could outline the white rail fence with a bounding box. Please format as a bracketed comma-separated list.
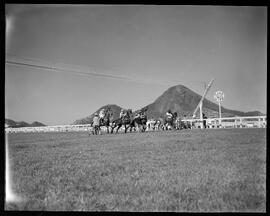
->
[183, 116, 267, 129]
[5, 116, 266, 133]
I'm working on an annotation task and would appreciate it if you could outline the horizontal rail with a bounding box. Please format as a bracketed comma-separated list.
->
[182, 116, 267, 122]
[5, 116, 267, 133]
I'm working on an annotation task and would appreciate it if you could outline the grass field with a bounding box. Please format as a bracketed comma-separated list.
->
[5, 128, 266, 212]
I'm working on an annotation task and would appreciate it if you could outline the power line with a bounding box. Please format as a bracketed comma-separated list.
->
[5, 59, 133, 81]
[6, 52, 51, 65]
[5, 53, 134, 80]
[5, 55, 170, 86]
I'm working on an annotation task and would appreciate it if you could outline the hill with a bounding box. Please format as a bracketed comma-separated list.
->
[5, 119, 17, 127]
[5, 119, 47, 128]
[73, 84, 264, 124]
[73, 104, 124, 125]
[30, 121, 47, 127]
[139, 84, 264, 119]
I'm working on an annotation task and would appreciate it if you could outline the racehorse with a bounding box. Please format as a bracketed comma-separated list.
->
[164, 112, 178, 130]
[179, 114, 192, 129]
[111, 109, 133, 133]
[129, 109, 148, 132]
[152, 118, 165, 131]
[98, 106, 113, 133]
[181, 119, 192, 129]
[174, 116, 182, 130]
[89, 122, 100, 135]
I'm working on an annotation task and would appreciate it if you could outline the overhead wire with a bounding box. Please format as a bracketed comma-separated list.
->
[5, 53, 169, 86]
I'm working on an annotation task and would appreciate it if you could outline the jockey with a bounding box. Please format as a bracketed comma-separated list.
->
[92, 113, 99, 127]
[166, 109, 173, 118]
[134, 112, 141, 119]
[99, 108, 105, 124]
[99, 108, 105, 119]
[120, 109, 125, 119]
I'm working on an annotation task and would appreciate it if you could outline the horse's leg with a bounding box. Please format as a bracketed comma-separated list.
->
[111, 122, 116, 134]
[116, 124, 121, 133]
[134, 122, 139, 132]
[141, 124, 144, 132]
[129, 124, 133, 133]
[111, 125, 115, 133]
[126, 124, 130, 133]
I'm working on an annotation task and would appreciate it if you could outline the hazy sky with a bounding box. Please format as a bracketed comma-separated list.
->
[5, 5, 267, 125]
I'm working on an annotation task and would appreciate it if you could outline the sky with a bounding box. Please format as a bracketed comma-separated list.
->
[5, 5, 267, 125]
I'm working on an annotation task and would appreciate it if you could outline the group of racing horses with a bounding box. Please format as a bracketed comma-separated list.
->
[90, 106, 191, 135]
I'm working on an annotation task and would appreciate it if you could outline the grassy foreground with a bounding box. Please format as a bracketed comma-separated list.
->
[5, 128, 266, 211]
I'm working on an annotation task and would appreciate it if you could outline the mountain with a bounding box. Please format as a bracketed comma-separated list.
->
[5, 119, 47, 128]
[73, 104, 124, 125]
[139, 84, 265, 119]
[30, 121, 46, 127]
[5, 119, 17, 127]
[73, 85, 264, 124]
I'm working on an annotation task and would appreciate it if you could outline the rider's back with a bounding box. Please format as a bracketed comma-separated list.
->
[92, 116, 99, 126]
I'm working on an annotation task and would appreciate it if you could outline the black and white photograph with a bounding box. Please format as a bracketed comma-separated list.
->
[5, 4, 266, 212]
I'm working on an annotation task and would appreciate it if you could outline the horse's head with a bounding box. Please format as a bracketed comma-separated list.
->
[140, 116, 147, 125]
[165, 115, 173, 121]
[140, 112, 147, 121]
[126, 109, 132, 117]
[122, 115, 131, 124]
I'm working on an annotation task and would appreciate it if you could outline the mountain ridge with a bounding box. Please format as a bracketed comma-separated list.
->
[7, 84, 264, 127]
[139, 84, 264, 119]
[73, 104, 124, 125]
[5, 119, 46, 128]
[73, 84, 265, 124]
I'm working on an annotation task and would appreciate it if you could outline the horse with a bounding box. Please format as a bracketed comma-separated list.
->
[152, 118, 165, 131]
[128, 107, 148, 132]
[98, 106, 113, 134]
[111, 109, 133, 133]
[175, 116, 182, 130]
[129, 113, 148, 132]
[146, 119, 157, 131]
[89, 122, 100, 135]
[164, 112, 178, 130]
[181, 120, 192, 129]
[180, 115, 192, 129]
